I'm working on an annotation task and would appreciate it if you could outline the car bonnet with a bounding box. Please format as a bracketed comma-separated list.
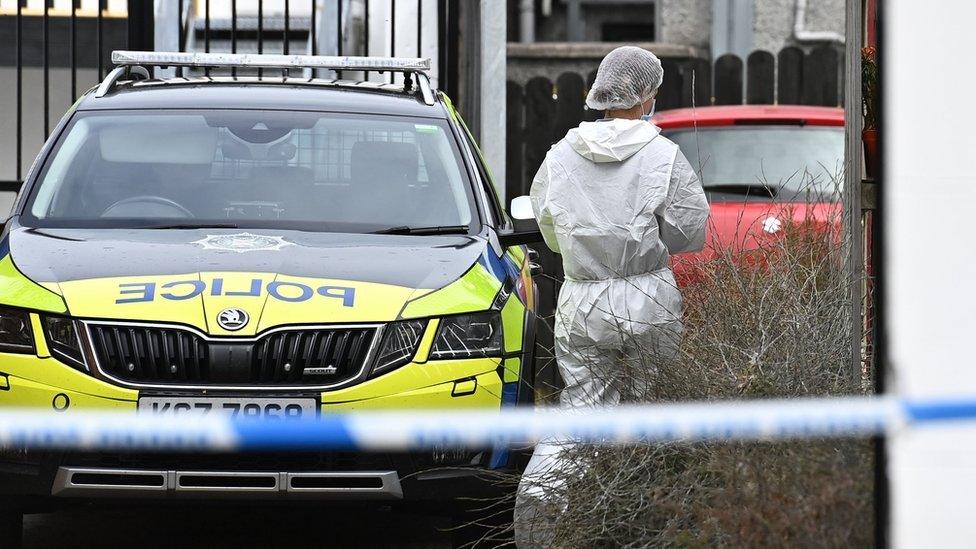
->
[3, 225, 510, 336]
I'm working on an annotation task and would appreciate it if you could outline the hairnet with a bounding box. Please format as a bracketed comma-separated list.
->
[585, 46, 664, 111]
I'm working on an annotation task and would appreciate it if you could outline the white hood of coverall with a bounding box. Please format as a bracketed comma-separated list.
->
[565, 119, 660, 163]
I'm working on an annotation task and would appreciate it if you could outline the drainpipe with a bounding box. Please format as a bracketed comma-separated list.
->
[519, 0, 535, 43]
[793, 0, 845, 44]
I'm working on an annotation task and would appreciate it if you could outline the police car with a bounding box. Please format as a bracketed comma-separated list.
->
[0, 52, 540, 538]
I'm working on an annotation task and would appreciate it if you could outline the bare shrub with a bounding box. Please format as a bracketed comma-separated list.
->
[509, 197, 873, 548]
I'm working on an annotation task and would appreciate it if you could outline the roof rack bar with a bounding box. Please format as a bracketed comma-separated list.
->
[101, 51, 436, 106]
[94, 65, 150, 98]
[417, 73, 435, 106]
[111, 51, 430, 73]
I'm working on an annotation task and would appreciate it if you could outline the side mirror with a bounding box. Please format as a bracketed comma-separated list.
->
[510, 195, 534, 220]
[498, 195, 543, 247]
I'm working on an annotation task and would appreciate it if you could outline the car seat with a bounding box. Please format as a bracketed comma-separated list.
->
[348, 141, 420, 226]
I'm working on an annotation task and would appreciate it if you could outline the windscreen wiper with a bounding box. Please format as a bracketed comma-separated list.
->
[372, 225, 470, 235]
[139, 223, 241, 230]
[705, 184, 778, 198]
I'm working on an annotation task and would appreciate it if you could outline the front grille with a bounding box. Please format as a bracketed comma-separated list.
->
[251, 329, 374, 384]
[88, 325, 209, 383]
[86, 323, 378, 388]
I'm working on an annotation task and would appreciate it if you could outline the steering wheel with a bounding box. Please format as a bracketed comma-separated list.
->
[101, 196, 195, 219]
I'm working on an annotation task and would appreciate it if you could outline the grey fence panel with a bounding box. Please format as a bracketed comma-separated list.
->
[583, 69, 602, 121]
[777, 46, 805, 104]
[553, 72, 586, 143]
[586, 69, 598, 90]
[691, 57, 712, 107]
[713, 53, 744, 105]
[747, 50, 775, 104]
[658, 58, 683, 111]
[523, 76, 556, 190]
[803, 45, 841, 106]
[679, 57, 710, 109]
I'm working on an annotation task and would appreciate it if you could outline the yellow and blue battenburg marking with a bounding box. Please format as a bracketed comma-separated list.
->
[473, 247, 534, 467]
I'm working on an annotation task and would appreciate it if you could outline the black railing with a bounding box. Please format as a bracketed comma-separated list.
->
[3, 0, 144, 191]
[1, 0, 454, 195]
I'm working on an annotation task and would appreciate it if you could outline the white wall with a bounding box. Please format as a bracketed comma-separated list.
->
[887, 1, 976, 546]
[480, 0, 507, 199]
[752, 0, 845, 53]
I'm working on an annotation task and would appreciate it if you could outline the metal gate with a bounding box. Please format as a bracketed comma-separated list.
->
[0, 0, 457, 206]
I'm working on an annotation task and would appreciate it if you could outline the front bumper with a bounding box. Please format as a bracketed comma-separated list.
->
[52, 467, 406, 499]
[0, 352, 524, 505]
[0, 448, 513, 506]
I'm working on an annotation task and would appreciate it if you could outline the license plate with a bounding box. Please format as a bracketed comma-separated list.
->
[138, 397, 316, 419]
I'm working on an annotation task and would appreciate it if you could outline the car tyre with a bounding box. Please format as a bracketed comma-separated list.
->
[0, 510, 23, 549]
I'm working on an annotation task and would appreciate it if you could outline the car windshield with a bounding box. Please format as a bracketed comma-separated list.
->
[663, 125, 844, 200]
[24, 110, 477, 232]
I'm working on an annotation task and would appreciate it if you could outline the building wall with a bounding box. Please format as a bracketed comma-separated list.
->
[506, 41, 704, 85]
[659, 0, 711, 50]
[533, 3, 659, 43]
[514, 0, 844, 55]
[753, 0, 845, 53]
[481, 0, 508, 197]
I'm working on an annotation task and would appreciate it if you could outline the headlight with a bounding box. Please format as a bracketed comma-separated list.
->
[371, 319, 427, 376]
[429, 311, 502, 360]
[41, 316, 86, 371]
[0, 307, 33, 354]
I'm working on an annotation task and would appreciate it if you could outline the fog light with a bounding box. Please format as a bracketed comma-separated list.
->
[451, 378, 477, 397]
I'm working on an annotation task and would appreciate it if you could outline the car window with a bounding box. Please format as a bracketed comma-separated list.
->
[24, 110, 477, 233]
[461, 129, 505, 227]
[450, 111, 505, 228]
[663, 125, 844, 199]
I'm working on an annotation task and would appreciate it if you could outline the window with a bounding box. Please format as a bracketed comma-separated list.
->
[452, 114, 505, 228]
[25, 110, 478, 233]
[663, 126, 845, 200]
[601, 22, 655, 42]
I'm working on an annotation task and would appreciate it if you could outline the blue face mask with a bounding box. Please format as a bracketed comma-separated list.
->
[640, 100, 656, 122]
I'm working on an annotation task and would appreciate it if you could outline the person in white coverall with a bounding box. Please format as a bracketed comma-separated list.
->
[513, 46, 709, 546]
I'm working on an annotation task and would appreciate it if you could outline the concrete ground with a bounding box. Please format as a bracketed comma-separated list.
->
[24, 504, 453, 548]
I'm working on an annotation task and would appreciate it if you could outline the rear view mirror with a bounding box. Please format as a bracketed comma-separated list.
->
[510, 195, 534, 220]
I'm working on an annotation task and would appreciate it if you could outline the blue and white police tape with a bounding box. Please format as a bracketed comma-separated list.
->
[0, 396, 974, 452]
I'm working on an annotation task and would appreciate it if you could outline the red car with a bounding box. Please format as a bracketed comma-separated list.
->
[652, 105, 845, 282]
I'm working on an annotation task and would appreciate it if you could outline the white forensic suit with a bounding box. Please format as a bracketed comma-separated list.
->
[514, 117, 708, 546]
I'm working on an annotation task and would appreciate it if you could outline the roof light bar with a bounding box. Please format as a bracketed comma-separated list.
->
[111, 51, 430, 72]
